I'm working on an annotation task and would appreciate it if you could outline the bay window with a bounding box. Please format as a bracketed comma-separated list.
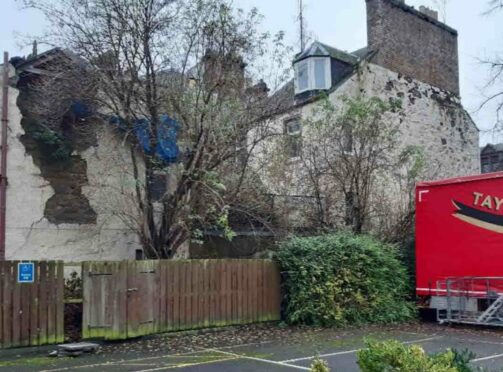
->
[294, 57, 331, 94]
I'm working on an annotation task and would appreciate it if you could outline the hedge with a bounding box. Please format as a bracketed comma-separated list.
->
[276, 233, 415, 326]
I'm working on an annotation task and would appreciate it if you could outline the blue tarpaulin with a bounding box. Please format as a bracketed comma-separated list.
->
[70, 101, 92, 119]
[109, 114, 180, 165]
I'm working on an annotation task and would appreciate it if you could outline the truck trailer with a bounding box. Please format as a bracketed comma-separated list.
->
[416, 172, 503, 325]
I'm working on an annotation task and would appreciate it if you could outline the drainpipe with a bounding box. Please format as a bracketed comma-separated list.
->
[0, 52, 9, 261]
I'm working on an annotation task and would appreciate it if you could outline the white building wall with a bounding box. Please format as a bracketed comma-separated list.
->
[2, 64, 142, 261]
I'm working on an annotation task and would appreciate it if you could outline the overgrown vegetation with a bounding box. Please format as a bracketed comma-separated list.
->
[310, 358, 330, 372]
[22, 118, 73, 162]
[263, 95, 423, 240]
[24, 0, 292, 258]
[276, 233, 415, 326]
[64, 271, 82, 300]
[357, 340, 477, 372]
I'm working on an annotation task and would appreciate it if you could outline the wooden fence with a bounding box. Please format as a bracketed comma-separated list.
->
[0, 261, 64, 348]
[83, 260, 281, 340]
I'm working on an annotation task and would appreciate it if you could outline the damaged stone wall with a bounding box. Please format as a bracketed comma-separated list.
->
[16, 88, 97, 225]
[358, 62, 479, 177]
[252, 60, 480, 228]
[2, 65, 142, 261]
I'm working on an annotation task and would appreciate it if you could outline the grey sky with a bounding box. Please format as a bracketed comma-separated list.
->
[1, 0, 502, 145]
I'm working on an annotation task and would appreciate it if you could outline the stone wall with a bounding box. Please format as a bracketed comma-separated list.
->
[252, 60, 480, 228]
[2, 64, 142, 261]
[359, 62, 479, 178]
[366, 0, 459, 95]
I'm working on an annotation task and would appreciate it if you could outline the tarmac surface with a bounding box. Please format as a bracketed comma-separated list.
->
[2, 323, 503, 371]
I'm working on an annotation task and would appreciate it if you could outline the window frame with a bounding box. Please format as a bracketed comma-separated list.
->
[295, 60, 309, 93]
[284, 117, 303, 159]
[294, 57, 331, 94]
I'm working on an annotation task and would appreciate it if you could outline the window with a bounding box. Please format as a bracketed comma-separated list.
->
[286, 120, 301, 135]
[297, 61, 309, 92]
[314, 59, 327, 89]
[135, 249, 144, 260]
[342, 122, 353, 153]
[285, 119, 302, 158]
[149, 173, 168, 202]
[294, 57, 331, 94]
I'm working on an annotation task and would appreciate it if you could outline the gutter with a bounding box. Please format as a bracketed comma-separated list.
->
[0, 52, 9, 260]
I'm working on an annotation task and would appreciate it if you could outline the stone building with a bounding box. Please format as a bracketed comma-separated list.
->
[1, 49, 143, 262]
[0, 0, 481, 261]
[481, 143, 503, 173]
[252, 0, 480, 229]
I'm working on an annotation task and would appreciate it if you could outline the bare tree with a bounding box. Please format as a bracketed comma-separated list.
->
[264, 95, 422, 236]
[433, 0, 449, 23]
[478, 1, 503, 132]
[485, 0, 503, 14]
[21, 0, 291, 258]
[303, 96, 404, 233]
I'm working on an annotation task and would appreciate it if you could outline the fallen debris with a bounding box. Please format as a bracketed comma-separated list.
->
[49, 342, 100, 357]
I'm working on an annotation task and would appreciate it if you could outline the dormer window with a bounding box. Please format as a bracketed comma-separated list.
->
[294, 57, 331, 94]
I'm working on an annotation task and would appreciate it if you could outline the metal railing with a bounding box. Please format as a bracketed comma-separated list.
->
[437, 277, 503, 326]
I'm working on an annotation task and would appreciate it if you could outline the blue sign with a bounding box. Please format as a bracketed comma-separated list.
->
[18, 262, 35, 283]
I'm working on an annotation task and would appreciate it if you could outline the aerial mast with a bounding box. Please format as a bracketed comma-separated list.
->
[298, 0, 306, 52]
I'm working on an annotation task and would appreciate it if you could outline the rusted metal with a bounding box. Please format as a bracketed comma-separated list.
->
[0, 52, 9, 261]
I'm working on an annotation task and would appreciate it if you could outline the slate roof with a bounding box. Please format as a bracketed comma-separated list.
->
[293, 41, 360, 65]
[262, 42, 373, 118]
[351, 47, 371, 60]
[482, 143, 503, 153]
[260, 79, 295, 119]
[16, 47, 85, 73]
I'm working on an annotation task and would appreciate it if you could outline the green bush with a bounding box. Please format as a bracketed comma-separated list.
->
[310, 358, 330, 372]
[276, 233, 415, 326]
[357, 340, 476, 372]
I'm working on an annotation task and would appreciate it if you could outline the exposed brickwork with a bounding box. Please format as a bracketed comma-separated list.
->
[366, 0, 459, 95]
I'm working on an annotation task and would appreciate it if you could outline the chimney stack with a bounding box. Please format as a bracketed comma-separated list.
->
[366, 0, 459, 95]
[419, 6, 439, 20]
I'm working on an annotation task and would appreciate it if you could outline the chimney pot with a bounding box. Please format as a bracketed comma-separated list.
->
[419, 5, 439, 20]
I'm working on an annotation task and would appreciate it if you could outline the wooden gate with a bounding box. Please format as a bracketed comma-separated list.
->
[127, 260, 158, 338]
[0, 261, 64, 348]
[82, 260, 281, 340]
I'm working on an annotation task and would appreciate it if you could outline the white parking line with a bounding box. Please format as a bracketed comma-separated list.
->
[203, 347, 311, 371]
[472, 353, 503, 363]
[133, 357, 238, 372]
[38, 350, 202, 372]
[38, 341, 272, 372]
[280, 336, 443, 364]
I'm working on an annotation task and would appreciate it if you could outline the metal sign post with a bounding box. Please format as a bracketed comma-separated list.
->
[0, 52, 9, 261]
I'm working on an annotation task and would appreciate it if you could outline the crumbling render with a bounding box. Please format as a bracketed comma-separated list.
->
[16, 79, 97, 225]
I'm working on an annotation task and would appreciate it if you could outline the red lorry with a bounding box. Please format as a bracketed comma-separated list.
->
[416, 172, 503, 325]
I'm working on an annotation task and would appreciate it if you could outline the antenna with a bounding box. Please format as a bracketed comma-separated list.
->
[298, 0, 305, 52]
